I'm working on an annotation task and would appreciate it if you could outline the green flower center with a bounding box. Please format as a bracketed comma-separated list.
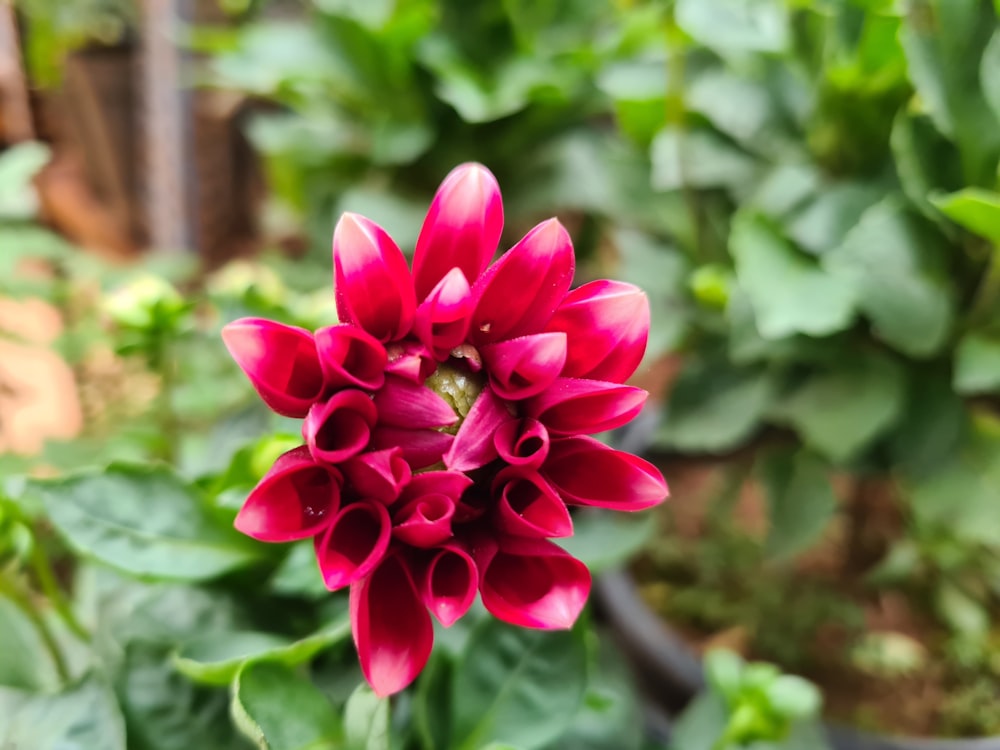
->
[426, 359, 486, 434]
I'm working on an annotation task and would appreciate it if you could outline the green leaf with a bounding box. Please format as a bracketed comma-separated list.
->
[270, 541, 330, 599]
[778, 351, 906, 463]
[890, 112, 963, 226]
[0, 141, 50, 219]
[232, 661, 341, 750]
[784, 182, 883, 256]
[451, 618, 587, 750]
[935, 581, 990, 637]
[344, 683, 390, 750]
[0, 594, 60, 690]
[174, 617, 351, 685]
[931, 188, 1000, 243]
[413, 652, 453, 750]
[887, 369, 967, 477]
[766, 675, 822, 720]
[314, 0, 396, 29]
[907, 412, 1000, 545]
[982, 30, 1000, 122]
[676, 0, 789, 56]
[730, 213, 856, 339]
[955, 332, 1000, 394]
[33, 463, 261, 581]
[651, 127, 758, 191]
[669, 692, 729, 750]
[558, 510, 654, 574]
[823, 198, 953, 357]
[759, 451, 837, 561]
[657, 359, 776, 453]
[0, 675, 126, 749]
[687, 68, 774, 145]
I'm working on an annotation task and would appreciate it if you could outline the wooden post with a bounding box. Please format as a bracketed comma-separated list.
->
[0, 2, 34, 142]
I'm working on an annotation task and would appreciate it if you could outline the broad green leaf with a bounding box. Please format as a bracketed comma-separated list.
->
[33, 463, 261, 581]
[668, 692, 728, 750]
[270, 541, 330, 599]
[314, 0, 396, 29]
[730, 213, 856, 339]
[174, 617, 351, 685]
[451, 618, 587, 750]
[0, 141, 50, 219]
[907, 412, 1000, 545]
[890, 112, 963, 226]
[676, 0, 789, 56]
[558, 510, 654, 574]
[887, 369, 967, 477]
[597, 59, 668, 102]
[687, 68, 774, 144]
[344, 683, 390, 750]
[935, 581, 990, 637]
[759, 451, 837, 561]
[413, 652, 453, 750]
[983, 30, 1000, 122]
[657, 359, 776, 453]
[651, 127, 758, 192]
[778, 351, 906, 463]
[0, 594, 60, 690]
[120, 644, 248, 750]
[232, 661, 341, 750]
[784, 182, 884, 256]
[931, 188, 1000, 243]
[955, 332, 1000, 394]
[823, 199, 953, 357]
[0, 675, 126, 749]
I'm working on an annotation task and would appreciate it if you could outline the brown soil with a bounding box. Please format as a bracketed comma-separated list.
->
[635, 455, 980, 738]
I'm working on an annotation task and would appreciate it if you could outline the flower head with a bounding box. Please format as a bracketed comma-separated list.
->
[223, 163, 668, 696]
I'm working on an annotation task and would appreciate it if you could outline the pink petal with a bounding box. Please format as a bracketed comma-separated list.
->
[412, 163, 503, 300]
[443, 387, 514, 471]
[303, 390, 377, 464]
[401, 470, 473, 502]
[370, 427, 454, 469]
[333, 213, 416, 342]
[542, 435, 668, 510]
[494, 418, 550, 469]
[545, 280, 650, 383]
[481, 332, 567, 400]
[469, 219, 575, 345]
[351, 554, 433, 696]
[373, 375, 458, 429]
[315, 324, 388, 391]
[234, 446, 341, 542]
[341, 448, 411, 505]
[222, 318, 323, 417]
[492, 468, 572, 539]
[385, 341, 436, 383]
[421, 545, 477, 627]
[525, 378, 647, 435]
[316, 500, 391, 590]
[414, 268, 474, 359]
[476, 535, 590, 629]
[393, 494, 455, 548]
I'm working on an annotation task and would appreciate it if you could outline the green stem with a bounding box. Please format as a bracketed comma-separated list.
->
[966, 247, 1000, 329]
[0, 568, 70, 682]
[150, 333, 179, 464]
[29, 540, 89, 641]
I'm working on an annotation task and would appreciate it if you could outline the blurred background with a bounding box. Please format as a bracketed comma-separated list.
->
[4, 0, 1000, 744]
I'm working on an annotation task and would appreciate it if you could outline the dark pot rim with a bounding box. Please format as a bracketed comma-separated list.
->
[595, 569, 1000, 750]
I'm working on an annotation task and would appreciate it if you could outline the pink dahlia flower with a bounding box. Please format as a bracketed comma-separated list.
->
[223, 163, 669, 696]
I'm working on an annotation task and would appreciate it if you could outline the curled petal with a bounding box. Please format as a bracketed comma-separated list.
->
[373, 375, 458, 429]
[222, 318, 323, 417]
[443, 387, 513, 471]
[303, 390, 377, 463]
[476, 536, 590, 630]
[526, 378, 647, 435]
[351, 554, 433, 696]
[402, 470, 473, 502]
[493, 468, 572, 539]
[315, 324, 387, 391]
[333, 213, 416, 341]
[469, 219, 575, 345]
[543, 435, 668, 510]
[545, 280, 650, 383]
[235, 446, 341, 542]
[371, 427, 453, 469]
[413, 163, 503, 300]
[385, 341, 436, 383]
[316, 501, 391, 590]
[341, 448, 411, 505]
[421, 545, 477, 627]
[494, 418, 549, 469]
[414, 268, 474, 359]
[393, 494, 455, 548]
[481, 332, 567, 400]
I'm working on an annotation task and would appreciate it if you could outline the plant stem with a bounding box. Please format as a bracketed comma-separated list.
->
[0, 568, 70, 682]
[966, 246, 1000, 329]
[29, 540, 89, 641]
[150, 333, 179, 464]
